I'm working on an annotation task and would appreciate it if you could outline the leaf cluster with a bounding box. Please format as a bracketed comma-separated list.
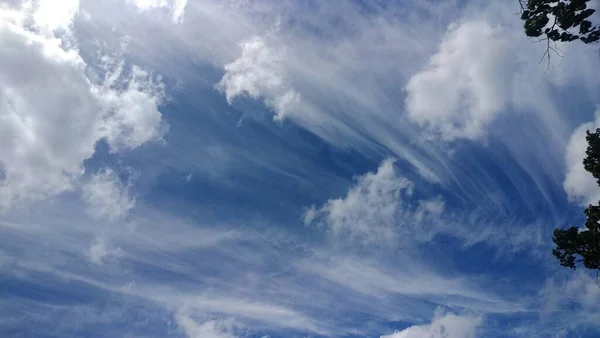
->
[553, 129, 600, 270]
[521, 0, 600, 43]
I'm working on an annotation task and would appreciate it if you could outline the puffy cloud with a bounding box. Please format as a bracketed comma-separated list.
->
[405, 20, 517, 140]
[81, 168, 136, 219]
[174, 311, 238, 338]
[381, 308, 482, 338]
[0, 20, 100, 207]
[304, 159, 413, 246]
[563, 107, 600, 206]
[304, 159, 449, 247]
[100, 65, 167, 151]
[217, 36, 300, 121]
[33, 0, 80, 32]
[0, 5, 166, 210]
[127, 0, 188, 23]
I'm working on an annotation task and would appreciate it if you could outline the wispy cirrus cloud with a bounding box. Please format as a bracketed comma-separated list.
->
[81, 167, 136, 219]
[3, 0, 600, 337]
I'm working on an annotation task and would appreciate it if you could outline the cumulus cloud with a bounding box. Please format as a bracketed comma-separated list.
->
[0, 4, 166, 209]
[100, 65, 167, 151]
[405, 20, 517, 140]
[303, 157, 550, 257]
[304, 159, 413, 246]
[563, 107, 600, 206]
[81, 168, 136, 219]
[304, 158, 449, 247]
[217, 36, 300, 121]
[33, 0, 80, 32]
[381, 308, 482, 338]
[174, 311, 238, 338]
[127, 0, 188, 23]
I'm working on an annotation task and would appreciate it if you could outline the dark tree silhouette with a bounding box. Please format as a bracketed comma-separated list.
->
[520, 0, 600, 43]
[519, 0, 600, 66]
[516, 1, 600, 272]
[553, 130, 600, 271]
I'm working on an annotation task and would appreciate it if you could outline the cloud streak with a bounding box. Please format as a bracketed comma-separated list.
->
[2, 0, 600, 337]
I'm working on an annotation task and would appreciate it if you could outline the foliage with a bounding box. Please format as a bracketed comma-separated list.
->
[553, 129, 600, 270]
[520, 0, 600, 44]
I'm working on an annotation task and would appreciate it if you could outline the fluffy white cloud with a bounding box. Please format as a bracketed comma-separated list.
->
[563, 107, 600, 206]
[405, 20, 517, 140]
[33, 0, 80, 32]
[381, 308, 482, 338]
[304, 159, 413, 246]
[0, 5, 166, 210]
[81, 168, 136, 219]
[100, 65, 166, 151]
[127, 0, 188, 23]
[217, 36, 300, 121]
[304, 159, 449, 247]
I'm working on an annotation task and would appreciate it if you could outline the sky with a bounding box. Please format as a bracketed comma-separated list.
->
[1, 0, 600, 337]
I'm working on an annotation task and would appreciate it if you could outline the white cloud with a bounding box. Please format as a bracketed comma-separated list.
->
[217, 36, 300, 121]
[88, 236, 122, 264]
[304, 159, 412, 246]
[563, 107, 600, 206]
[0, 20, 100, 207]
[81, 168, 136, 219]
[0, 195, 524, 337]
[405, 20, 517, 140]
[100, 65, 167, 151]
[127, 0, 188, 23]
[178, 297, 325, 335]
[174, 311, 238, 338]
[381, 308, 482, 338]
[0, 6, 165, 210]
[33, 0, 80, 32]
[303, 157, 543, 254]
[298, 257, 493, 307]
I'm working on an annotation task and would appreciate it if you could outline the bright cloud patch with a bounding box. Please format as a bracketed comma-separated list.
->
[0, 6, 165, 209]
[217, 36, 300, 121]
[305, 159, 416, 246]
[381, 308, 482, 338]
[127, 0, 187, 22]
[405, 20, 516, 140]
[174, 311, 238, 338]
[33, 0, 80, 32]
[564, 107, 600, 206]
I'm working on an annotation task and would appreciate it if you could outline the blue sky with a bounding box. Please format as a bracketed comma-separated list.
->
[2, 0, 600, 337]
